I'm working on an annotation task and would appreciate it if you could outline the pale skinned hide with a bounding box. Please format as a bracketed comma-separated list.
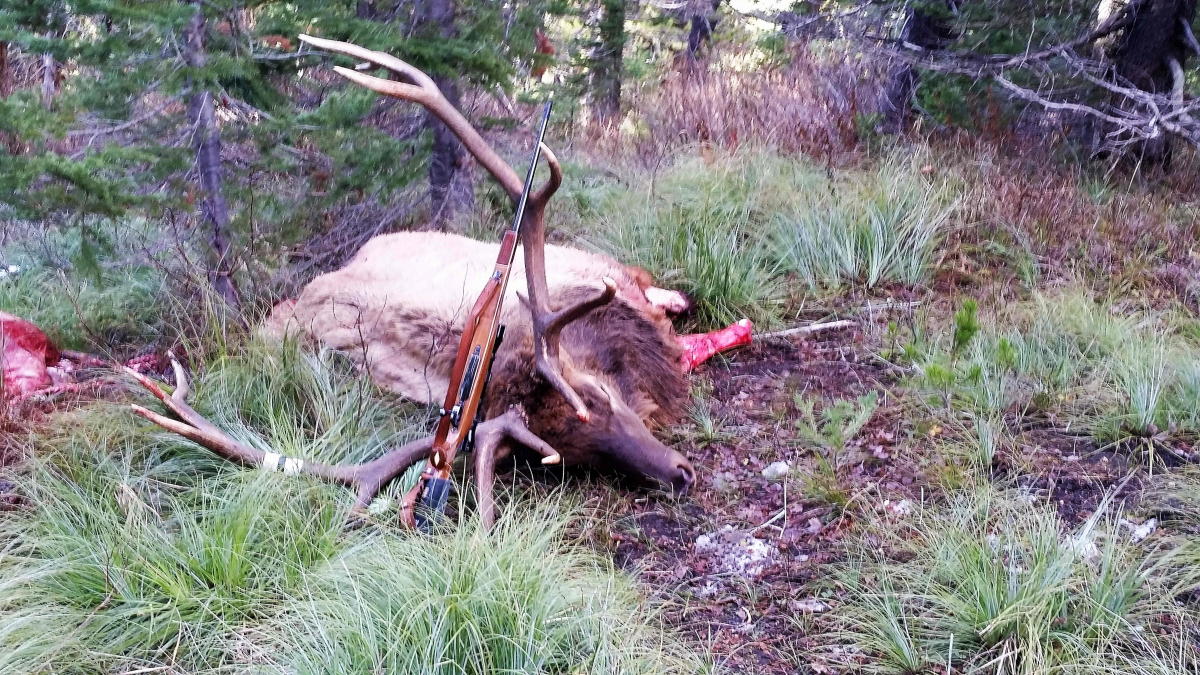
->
[266, 231, 681, 405]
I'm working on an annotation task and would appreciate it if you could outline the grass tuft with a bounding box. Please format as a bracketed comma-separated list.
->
[827, 486, 1200, 675]
[771, 159, 953, 292]
[571, 148, 953, 328]
[0, 265, 168, 351]
[580, 150, 792, 327]
[243, 500, 705, 675]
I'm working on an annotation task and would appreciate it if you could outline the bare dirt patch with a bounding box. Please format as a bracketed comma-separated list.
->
[592, 325, 930, 673]
[593, 318, 1178, 673]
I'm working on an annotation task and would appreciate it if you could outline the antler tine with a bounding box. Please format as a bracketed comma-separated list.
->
[299, 34, 533, 203]
[298, 34, 437, 90]
[167, 350, 189, 402]
[514, 134, 609, 423]
[518, 277, 617, 422]
[519, 246, 617, 426]
[530, 143, 563, 208]
[473, 407, 561, 529]
[128, 362, 434, 511]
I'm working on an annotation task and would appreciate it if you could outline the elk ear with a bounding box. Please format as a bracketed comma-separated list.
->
[625, 265, 655, 290]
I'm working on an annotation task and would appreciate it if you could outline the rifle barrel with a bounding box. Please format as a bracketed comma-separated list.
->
[506, 101, 553, 248]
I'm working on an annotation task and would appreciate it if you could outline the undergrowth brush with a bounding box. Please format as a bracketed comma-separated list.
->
[625, 44, 877, 161]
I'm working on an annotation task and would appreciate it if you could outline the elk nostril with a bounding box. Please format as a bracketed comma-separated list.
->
[674, 463, 695, 494]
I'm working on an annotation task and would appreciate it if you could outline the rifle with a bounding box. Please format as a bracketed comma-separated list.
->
[400, 102, 555, 530]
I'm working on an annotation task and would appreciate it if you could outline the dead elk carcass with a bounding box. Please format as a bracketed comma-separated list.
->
[131, 36, 695, 526]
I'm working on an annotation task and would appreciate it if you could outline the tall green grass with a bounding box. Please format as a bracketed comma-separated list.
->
[0, 265, 168, 351]
[0, 340, 700, 674]
[578, 151, 797, 327]
[243, 501, 704, 675]
[0, 446, 347, 673]
[195, 339, 433, 466]
[826, 486, 1200, 675]
[771, 161, 953, 292]
[570, 148, 953, 328]
[912, 290, 1200, 442]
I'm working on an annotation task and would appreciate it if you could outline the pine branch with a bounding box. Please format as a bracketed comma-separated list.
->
[67, 95, 183, 140]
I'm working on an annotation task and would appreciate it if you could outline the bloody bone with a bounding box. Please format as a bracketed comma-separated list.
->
[1, 312, 60, 399]
[678, 319, 753, 372]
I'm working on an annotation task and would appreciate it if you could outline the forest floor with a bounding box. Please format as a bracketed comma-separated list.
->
[590, 311, 1143, 673]
[4, 142, 1200, 674]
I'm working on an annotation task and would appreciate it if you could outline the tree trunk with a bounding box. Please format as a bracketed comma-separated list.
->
[591, 0, 626, 123]
[0, 43, 10, 99]
[687, 0, 721, 59]
[1108, 0, 1198, 166]
[40, 53, 55, 109]
[414, 0, 473, 228]
[183, 2, 241, 309]
[876, 7, 954, 134]
[0, 42, 18, 154]
[356, 0, 376, 19]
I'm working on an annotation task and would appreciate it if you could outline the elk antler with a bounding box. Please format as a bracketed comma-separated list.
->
[298, 35, 615, 422]
[128, 352, 559, 525]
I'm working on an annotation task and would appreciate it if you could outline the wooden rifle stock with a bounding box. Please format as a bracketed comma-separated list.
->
[401, 104, 553, 530]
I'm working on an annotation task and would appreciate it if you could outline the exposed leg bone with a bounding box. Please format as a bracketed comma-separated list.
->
[678, 319, 753, 372]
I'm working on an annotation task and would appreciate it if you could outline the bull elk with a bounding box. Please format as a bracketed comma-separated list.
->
[130, 35, 695, 527]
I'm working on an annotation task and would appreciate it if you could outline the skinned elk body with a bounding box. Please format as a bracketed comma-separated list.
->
[132, 36, 694, 527]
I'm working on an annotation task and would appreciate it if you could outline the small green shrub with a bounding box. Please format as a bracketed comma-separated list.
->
[794, 392, 878, 509]
[794, 391, 879, 458]
[684, 380, 732, 447]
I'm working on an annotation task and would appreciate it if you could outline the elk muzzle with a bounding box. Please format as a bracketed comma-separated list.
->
[592, 399, 696, 494]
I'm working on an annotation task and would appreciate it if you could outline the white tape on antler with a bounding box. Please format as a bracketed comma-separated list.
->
[283, 457, 305, 475]
[261, 452, 282, 472]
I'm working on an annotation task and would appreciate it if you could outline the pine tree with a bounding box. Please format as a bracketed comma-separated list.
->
[0, 0, 549, 301]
